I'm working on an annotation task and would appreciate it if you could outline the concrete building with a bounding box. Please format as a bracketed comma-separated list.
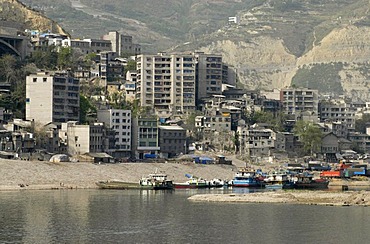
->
[321, 132, 352, 161]
[125, 71, 137, 102]
[132, 117, 160, 159]
[280, 88, 319, 116]
[60, 121, 105, 156]
[136, 53, 196, 116]
[238, 123, 275, 158]
[102, 31, 141, 56]
[97, 109, 132, 157]
[68, 39, 112, 54]
[348, 132, 370, 154]
[318, 121, 349, 138]
[26, 71, 80, 126]
[158, 125, 186, 158]
[98, 51, 125, 84]
[195, 52, 223, 103]
[204, 108, 232, 133]
[319, 99, 356, 132]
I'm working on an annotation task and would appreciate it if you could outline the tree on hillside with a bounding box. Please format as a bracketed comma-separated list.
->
[355, 114, 370, 133]
[80, 95, 97, 124]
[125, 60, 137, 75]
[0, 54, 17, 83]
[27, 46, 58, 69]
[248, 111, 287, 131]
[293, 120, 322, 156]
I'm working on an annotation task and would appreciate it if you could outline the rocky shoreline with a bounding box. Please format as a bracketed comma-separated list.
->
[188, 191, 370, 206]
[2, 158, 370, 208]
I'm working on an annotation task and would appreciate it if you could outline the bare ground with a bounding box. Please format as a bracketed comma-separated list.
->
[188, 191, 370, 206]
[0, 158, 238, 191]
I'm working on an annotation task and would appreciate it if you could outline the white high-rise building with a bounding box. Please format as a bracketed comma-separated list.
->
[136, 53, 196, 115]
[26, 71, 80, 126]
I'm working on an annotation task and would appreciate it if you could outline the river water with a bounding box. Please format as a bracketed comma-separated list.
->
[1, 188, 370, 244]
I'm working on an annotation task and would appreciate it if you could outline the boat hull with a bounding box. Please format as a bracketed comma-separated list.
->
[174, 183, 209, 189]
[293, 180, 329, 189]
[232, 178, 265, 188]
[96, 181, 173, 190]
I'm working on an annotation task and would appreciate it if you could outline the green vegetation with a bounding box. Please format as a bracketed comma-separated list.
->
[291, 63, 344, 94]
[0, 55, 37, 118]
[79, 95, 97, 124]
[355, 114, 370, 133]
[293, 120, 322, 156]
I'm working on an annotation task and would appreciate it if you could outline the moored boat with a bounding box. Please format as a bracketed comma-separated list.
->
[293, 173, 329, 189]
[231, 168, 265, 188]
[174, 178, 209, 189]
[174, 175, 209, 189]
[264, 172, 294, 189]
[96, 171, 174, 190]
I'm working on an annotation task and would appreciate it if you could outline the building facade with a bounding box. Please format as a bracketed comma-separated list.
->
[195, 52, 223, 103]
[136, 53, 196, 116]
[319, 99, 356, 132]
[158, 125, 186, 158]
[132, 117, 160, 159]
[62, 122, 105, 155]
[280, 88, 319, 116]
[26, 71, 80, 125]
[97, 109, 132, 157]
[102, 31, 141, 56]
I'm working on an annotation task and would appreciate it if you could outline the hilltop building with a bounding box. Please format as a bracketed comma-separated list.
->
[102, 31, 141, 56]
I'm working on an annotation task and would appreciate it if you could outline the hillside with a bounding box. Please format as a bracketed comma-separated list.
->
[14, 0, 370, 99]
[0, 0, 68, 35]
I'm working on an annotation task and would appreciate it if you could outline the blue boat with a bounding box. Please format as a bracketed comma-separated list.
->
[231, 168, 265, 188]
[263, 172, 294, 189]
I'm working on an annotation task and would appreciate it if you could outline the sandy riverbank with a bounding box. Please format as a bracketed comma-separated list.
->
[188, 191, 370, 206]
[0, 158, 238, 191]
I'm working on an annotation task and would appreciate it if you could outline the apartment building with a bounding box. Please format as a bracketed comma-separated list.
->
[98, 51, 125, 84]
[102, 31, 141, 56]
[158, 125, 186, 158]
[97, 109, 132, 157]
[136, 53, 196, 116]
[26, 71, 80, 125]
[319, 99, 357, 132]
[132, 117, 160, 159]
[238, 124, 275, 157]
[195, 52, 223, 102]
[280, 88, 319, 116]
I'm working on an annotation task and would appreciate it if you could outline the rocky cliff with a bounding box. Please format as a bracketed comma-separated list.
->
[0, 0, 69, 36]
[180, 1, 370, 100]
